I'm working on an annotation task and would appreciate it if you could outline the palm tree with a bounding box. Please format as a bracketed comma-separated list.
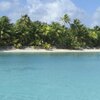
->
[14, 14, 33, 47]
[61, 14, 71, 27]
[0, 16, 13, 47]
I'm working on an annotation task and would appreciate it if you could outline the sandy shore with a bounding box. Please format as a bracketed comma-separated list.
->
[1, 48, 100, 53]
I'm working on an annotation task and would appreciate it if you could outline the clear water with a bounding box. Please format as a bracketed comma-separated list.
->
[0, 53, 100, 100]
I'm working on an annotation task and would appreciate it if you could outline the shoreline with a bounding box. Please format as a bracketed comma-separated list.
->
[1, 48, 100, 53]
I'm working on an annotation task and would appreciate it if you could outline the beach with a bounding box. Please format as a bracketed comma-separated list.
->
[1, 48, 100, 53]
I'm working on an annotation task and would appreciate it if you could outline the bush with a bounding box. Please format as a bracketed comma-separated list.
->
[14, 43, 22, 49]
[42, 43, 51, 49]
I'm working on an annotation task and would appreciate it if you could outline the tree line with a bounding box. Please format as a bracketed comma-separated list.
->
[0, 14, 100, 49]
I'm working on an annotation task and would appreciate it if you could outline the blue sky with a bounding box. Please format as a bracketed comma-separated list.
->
[0, 0, 100, 27]
[72, 0, 100, 13]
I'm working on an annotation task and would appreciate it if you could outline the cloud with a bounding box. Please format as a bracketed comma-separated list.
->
[0, 0, 86, 23]
[27, 0, 85, 23]
[7, 0, 28, 22]
[92, 7, 100, 26]
[0, 1, 11, 11]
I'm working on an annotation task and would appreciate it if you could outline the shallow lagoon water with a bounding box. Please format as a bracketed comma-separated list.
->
[0, 53, 100, 100]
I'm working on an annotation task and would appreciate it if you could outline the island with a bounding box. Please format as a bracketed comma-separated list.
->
[0, 14, 100, 52]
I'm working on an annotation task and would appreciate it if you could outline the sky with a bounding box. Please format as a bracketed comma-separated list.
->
[0, 0, 100, 27]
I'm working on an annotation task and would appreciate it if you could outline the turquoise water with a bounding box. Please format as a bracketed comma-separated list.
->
[0, 53, 100, 100]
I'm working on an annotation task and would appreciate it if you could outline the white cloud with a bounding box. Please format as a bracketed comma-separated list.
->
[27, 0, 85, 23]
[0, 0, 86, 23]
[7, 0, 28, 22]
[92, 7, 100, 26]
[0, 1, 11, 11]
[0, 0, 25, 21]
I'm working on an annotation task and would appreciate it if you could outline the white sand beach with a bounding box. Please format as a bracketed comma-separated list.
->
[1, 48, 100, 53]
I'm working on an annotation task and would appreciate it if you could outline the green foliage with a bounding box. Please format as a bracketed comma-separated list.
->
[61, 14, 70, 25]
[0, 14, 100, 49]
[42, 43, 51, 49]
[14, 43, 22, 49]
[0, 16, 13, 46]
[88, 31, 98, 40]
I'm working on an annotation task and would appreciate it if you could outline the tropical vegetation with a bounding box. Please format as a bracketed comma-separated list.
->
[0, 14, 100, 49]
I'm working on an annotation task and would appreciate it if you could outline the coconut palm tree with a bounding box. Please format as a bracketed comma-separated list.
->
[61, 14, 71, 27]
[0, 16, 13, 47]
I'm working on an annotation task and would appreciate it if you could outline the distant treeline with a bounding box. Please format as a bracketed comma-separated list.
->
[0, 14, 100, 49]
